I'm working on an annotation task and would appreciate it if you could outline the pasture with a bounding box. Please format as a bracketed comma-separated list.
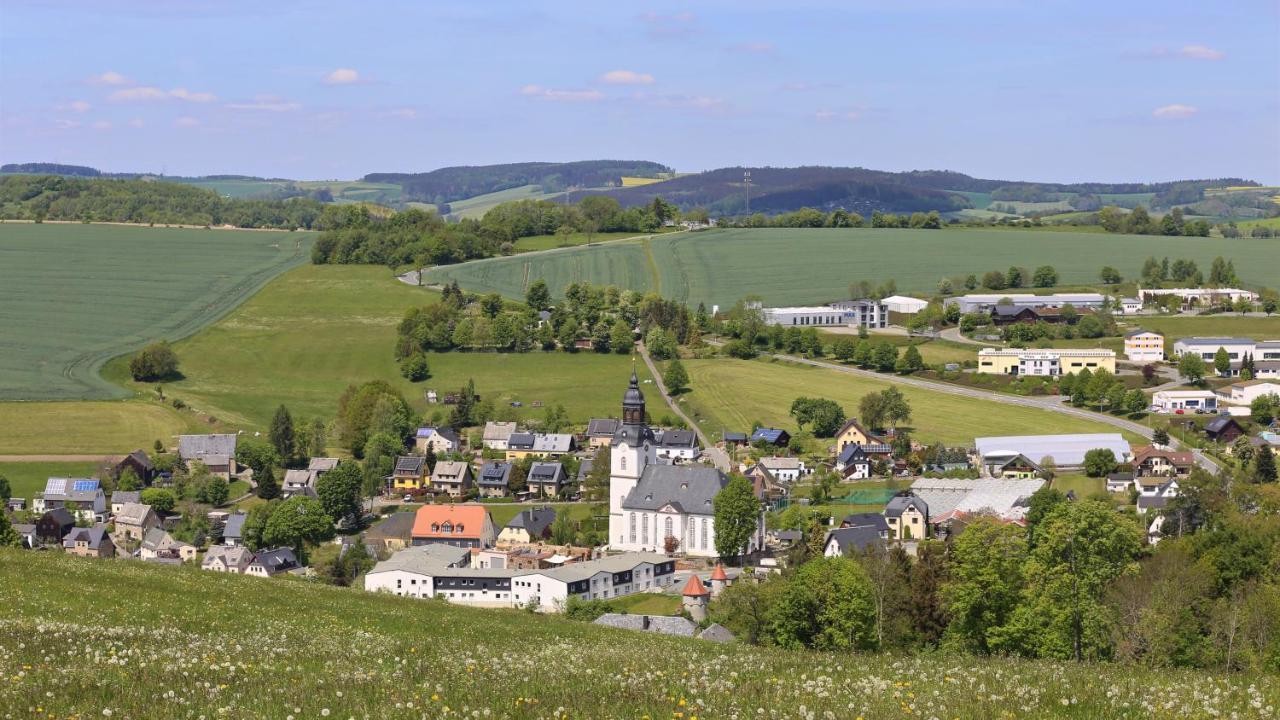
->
[676, 358, 1132, 446]
[0, 460, 106, 504]
[0, 401, 196, 454]
[444, 184, 566, 219]
[0, 223, 312, 400]
[423, 227, 1280, 308]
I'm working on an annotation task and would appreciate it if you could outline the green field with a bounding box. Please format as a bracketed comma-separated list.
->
[103, 264, 655, 430]
[423, 227, 1280, 308]
[0, 460, 105, 503]
[0, 401, 197, 454]
[2, 550, 1272, 718]
[0, 223, 313, 400]
[444, 184, 566, 219]
[1127, 315, 1280, 342]
[678, 358, 1132, 446]
[514, 230, 663, 252]
[180, 178, 402, 205]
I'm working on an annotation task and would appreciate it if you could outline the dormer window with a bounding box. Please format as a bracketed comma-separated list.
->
[680, 482, 688, 490]
[456, 524, 464, 533]
[432, 523, 440, 532]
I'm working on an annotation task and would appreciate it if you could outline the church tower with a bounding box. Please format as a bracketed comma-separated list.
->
[609, 369, 654, 548]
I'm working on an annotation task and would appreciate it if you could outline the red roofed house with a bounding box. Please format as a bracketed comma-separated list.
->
[411, 504, 497, 550]
[681, 574, 710, 621]
[1130, 445, 1195, 478]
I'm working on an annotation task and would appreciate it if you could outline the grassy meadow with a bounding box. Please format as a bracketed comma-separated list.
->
[0, 401, 199, 455]
[423, 227, 1280, 308]
[0, 460, 106, 504]
[0, 223, 313, 400]
[445, 184, 566, 219]
[2, 550, 1274, 719]
[677, 358, 1133, 446]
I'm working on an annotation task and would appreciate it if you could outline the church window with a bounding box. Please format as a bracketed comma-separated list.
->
[664, 516, 673, 540]
[629, 513, 636, 543]
[700, 518, 707, 549]
[641, 514, 649, 545]
[621, 455, 626, 471]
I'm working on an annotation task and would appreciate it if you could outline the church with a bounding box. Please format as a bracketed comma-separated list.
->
[607, 371, 765, 558]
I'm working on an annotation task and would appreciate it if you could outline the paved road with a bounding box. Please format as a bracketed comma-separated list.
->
[637, 342, 731, 473]
[939, 326, 999, 347]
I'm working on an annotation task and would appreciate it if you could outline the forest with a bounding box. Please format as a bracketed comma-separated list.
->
[364, 159, 670, 204]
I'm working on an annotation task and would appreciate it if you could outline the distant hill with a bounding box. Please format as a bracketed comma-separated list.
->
[1, 162, 101, 177]
[364, 160, 671, 204]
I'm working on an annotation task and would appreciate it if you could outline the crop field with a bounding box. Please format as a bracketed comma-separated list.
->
[1130, 315, 1280, 342]
[3, 551, 1273, 719]
[0, 223, 313, 401]
[677, 358, 1131, 446]
[180, 178, 402, 204]
[444, 184, 566, 219]
[424, 227, 1280, 308]
[102, 264, 655, 430]
[0, 400, 199, 455]
[513, 229, 665, 252]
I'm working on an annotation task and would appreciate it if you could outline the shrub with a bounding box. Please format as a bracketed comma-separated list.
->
[399, 352, 431, 382]
[129, 341, 179, 381]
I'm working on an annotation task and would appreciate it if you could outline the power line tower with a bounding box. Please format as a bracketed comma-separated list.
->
[743, 170, 752, 215]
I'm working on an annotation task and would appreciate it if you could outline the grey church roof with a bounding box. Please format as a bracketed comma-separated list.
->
[621, 464, 728, 514]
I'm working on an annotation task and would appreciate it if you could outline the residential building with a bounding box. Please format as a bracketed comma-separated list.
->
[414, 427, 461, 454]
[881, 295, 929, 315]
[1124, 330, 1165, 362]
[430, 461, 473, 498]
[884, 496, 929, 540]
[1117, 297, 1143, 315]
[1204, 416, 1245, 443]
[36, 508, 75, 544]
[1152, 389, 1218, 413]
[482, 421, 518, 450]
[222, 512, 247, 546]
[202, 545, 255, 573]
[833, 418, 884, 453]
[13, 523, 37, 549]
[756, 456, 805, 482]
[113, 450, 155, 484]
[1135, 478, 1179, 517]
[840, 513, 891, 535]
[1138, 287, 1259, 311]
[411, 504, 497, 549]
[365, 512, 416, 552]
[475, 461, 513, 498]
[835, 443, 872, 479]
[1218, 379, 1280, 406]
[749, 427, 790, 447]
[1106, 471, 1135, 493]
[281, 457, 340, 499]
[32, 477, 105, 520]
[1172, 337, 1280, 378]
[823, 526, 884, 557]
[586, 419, 621, 448]
[977, 347, 1116, 376]
[363, 544, 473, 599]
[608, 371, 765, 558]
[505, 433, 575, 461]
[62, 525, 115, 559]
[498, 507, 557, 544]
[114, 502, 160, 540]
[654, 429, 700, 462]
[139, 528, 196, 563]
[392, 456, 429, 493]
[109, 490, 142, 516]
[975, 433, 1132, 474]
[177, 434, 237, 479]
[945, 292, 1106, 314]
[246, 547, 300, 577]
[527, 462, 567, 498]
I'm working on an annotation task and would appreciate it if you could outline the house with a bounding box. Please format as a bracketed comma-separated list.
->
[1106, 471, 1135, 493]
[823, 526, 884, 557]
[743, 464, 788, 503]
[392, 456, 429, 492]
[1138, 287, 1259, 311]
[113, 450, 155, 483]
[594, 614, 698, 637]
[6, 498, 25, 513]
[722, 431, 749, 446]
[654, 429, 700, 462]
[414, 427, 461, 454]
[1152, 390, 1218, 413]
[974, 433, 1132, 474]
[282, 469, 319, 498]
[749, 428, 790, 447]
[1218, 379, 1280, 406]
[1131, 446, 1195, 477]
[411, 504, 496, 549]
[246, 547, 300, 577]
[33, 477, 105, 520]
[482, 421, 519, 450]
[882, 295, 929, 315]
[222, 511, 247, 546]
[835, 443, 872, 480]
[202, 545, 255, 573]
[1205, 416, 1245, 443]
[757, 456, 805, 482]
[139, 528, 196, 563]
[884, 496, 929, 540]
[990, 305, 1089, 326]
[977, 348, 1116, 376]
[586, 418, 621, 448]
[498, 507, 558, 544]
[833, 418, 883, 453]
[109, 490, 142, 516]
[1135, 478, 1179, 517]
[527, 462, 567, 498]
[62, 524, 115, 559]
[177, 434, 237, 479]
[13, 523, 37, 549]
[840, 513, 890, 536]
[365, 512, 416, 552]
[430, 461, 473, 498]
[114, 502, 160, 541]
[1118, 297, 1144, 315]
[36, 508, 76, 544]
[363, 544, 473, 599]
[1124, 330, 1165, 362]
[475, 461, 513, 498]
[945, 293, 1106, 314]
[505, 433, 575, 461]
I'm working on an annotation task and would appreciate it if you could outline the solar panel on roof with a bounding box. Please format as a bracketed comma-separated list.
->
[45, 478, 68, 495]
[72, 479, 99, 492]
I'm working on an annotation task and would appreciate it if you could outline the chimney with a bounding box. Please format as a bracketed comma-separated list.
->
[642, 615, 650, 630]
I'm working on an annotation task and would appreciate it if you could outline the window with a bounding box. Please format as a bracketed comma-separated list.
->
[700, 518, 707, 549]
[629, 513, 636, 543]
[664, 516, 673, 539]
[621, 455, 626, 471]
[641, 514, 649, 545]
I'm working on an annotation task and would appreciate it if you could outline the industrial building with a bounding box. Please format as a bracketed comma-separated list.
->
[944, 292, 1106, 314]
[977, 347, 1116, 376]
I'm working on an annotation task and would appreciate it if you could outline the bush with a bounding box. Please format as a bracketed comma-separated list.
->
[129, 341, 179, 381]
[399, 352, 431, 382]
[722, 339, 758, 359]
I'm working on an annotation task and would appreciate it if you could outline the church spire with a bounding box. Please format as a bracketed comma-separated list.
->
[622, 368, 645, 425]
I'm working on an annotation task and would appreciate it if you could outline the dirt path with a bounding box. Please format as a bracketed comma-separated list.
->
[0, 454, 122, 463]
[637, 342, 730, 472]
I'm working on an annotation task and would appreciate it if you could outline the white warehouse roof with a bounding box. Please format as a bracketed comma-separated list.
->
[974, 433, 1132, 467]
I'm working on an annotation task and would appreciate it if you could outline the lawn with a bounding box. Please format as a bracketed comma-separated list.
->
[423, 227, 1280, 308]
[0, 401, 197, 454]
[480, 501, 601, 529]
[608, 591, 683, 615]
[2, 551, 1273, 719]
[102, 264, 655, 430]
[678, 358, 1129, 446]
[1051, 473, 1110, 500]
[0, 460, 106, 503]
[0, 222, 313, 400]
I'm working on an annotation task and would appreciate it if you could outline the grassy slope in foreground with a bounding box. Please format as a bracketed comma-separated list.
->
[679, 358, 1138, 445]
[2, 551, 1272, 719]
[423, 227, 1280, 308]
[0, 223, 313, 400]
[104, 264, 655, 429]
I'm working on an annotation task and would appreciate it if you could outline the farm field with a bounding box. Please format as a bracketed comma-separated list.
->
[513, 229, 666, 252]
[103, 264, 656, 431]
[423, 227, 1280, 308]
[3, 550, 1273, 719]
[0, 460, 106, 504]
[180, 178, 402, 204]
[0, 223, 313, 400]
[676, 358, 1131, 446]
[1128, 315, 1280, 341]
[444, 184, 566, 219]
[0, 401, 197, 455]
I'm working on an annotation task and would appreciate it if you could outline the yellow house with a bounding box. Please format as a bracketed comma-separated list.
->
[885, 496, 928, 540]
[833, 418, 881, 452]
[392, 456, 429, 492]
[977, 348, 1115, 376]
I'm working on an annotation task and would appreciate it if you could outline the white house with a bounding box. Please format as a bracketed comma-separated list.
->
[1117, 297, 1144, 315]
[32, 477, 106, 520]
[482, 422, 518, 450]
[654, 429, 700, 462]
[1152, 390, 1218, 413]
[881, 295, 929, 315]
[202, 545, 254, 573]
[756, 456, 805, 482]
[1124, 330, 1165, 362]
[1218, 379, 1280, 406]
[1138, 287, 1258, 311]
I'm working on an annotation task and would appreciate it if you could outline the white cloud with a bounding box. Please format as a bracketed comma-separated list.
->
[520, 84, 604, 102]
[173, 116, 201, 128]
[632, 92, 727, 112]
[815, 109, 860, 121]
[601, 70, 655, 85]
[54, 119, 82, 130]
[58, 100, 92, 113]
[1178, 44, 1224, 61]
[323, 68, 360, 85]
[169, 87, 216, 103]
[89, 71, 130, 85]
[226, 95, 301, 112]
[109, 86, 216, 103]
[1153, 103, 1198, 118]
[383, 108, 418, 119]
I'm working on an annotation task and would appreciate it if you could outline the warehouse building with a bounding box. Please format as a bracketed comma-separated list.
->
[977, 347, 1116, 376]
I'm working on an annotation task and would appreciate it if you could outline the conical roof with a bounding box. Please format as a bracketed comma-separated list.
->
[623, 367, 644, 406]
[681, 574, 710, 597]
[709, 564, 728, 582]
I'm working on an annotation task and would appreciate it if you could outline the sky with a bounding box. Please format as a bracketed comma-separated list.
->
[1, 0, 1277, 183]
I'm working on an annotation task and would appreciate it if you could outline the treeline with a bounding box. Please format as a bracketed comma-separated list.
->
[1098, 206, 1212, 236]
[1, 162, 100, 177]
[1139, 255, 1239, 288]
[717, 208, 943, 229]
[478, 196, 678, 242]
[0, 175, 325, 229]
[364, 160, 670, 204]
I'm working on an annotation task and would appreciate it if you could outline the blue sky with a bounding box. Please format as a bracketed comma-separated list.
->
[2, 0, 1276, 183]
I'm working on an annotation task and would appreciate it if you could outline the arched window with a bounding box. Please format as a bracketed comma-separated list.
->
[621, 455, 627, 471]
[641, 514, 649, 545]
[700, 518, 707, 549]
[664, 516, 673, 540]
[629, 513, 636, 543]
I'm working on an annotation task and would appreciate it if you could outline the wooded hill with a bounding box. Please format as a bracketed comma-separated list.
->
[363, 160, 671, 204]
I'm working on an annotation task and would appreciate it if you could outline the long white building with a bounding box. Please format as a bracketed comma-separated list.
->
[1138, 287, 1258, 311]
[1171, 337, 1280, 377]
[761, 299, 886, 328]
[945, 293, 1106, 314]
